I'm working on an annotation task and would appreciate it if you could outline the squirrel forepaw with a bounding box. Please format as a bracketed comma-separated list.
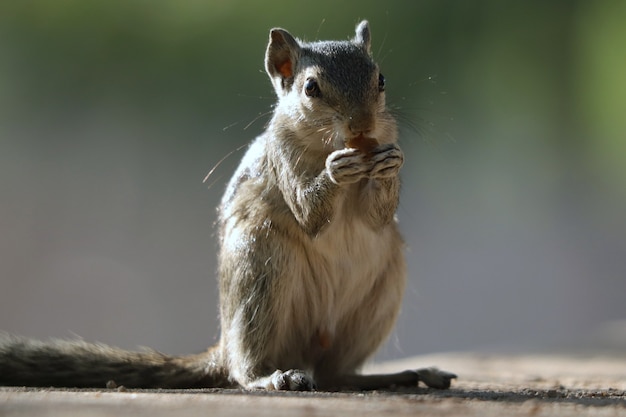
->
[326, 148, 369, 185]
[368, 143, 404, 179]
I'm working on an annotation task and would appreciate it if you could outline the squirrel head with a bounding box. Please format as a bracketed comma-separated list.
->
[264, 21, 397, 151]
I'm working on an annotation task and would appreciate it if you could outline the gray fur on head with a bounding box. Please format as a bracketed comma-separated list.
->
[265, 20, 373, 95]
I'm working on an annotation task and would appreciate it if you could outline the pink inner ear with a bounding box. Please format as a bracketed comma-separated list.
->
[277, 60, 292, 78]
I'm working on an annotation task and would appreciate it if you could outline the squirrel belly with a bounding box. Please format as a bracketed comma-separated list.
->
[0, 20, 456, 391]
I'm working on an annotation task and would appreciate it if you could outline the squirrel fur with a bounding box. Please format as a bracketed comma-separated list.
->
[0, 20, 455, 391]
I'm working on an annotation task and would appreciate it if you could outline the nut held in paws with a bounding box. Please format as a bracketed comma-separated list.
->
[346, 134, 379, 154]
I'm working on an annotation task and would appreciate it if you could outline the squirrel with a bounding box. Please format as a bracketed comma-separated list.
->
[0, 20, 456, 391]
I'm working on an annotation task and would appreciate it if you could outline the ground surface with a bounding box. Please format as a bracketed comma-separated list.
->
[1, 352, 625, 416]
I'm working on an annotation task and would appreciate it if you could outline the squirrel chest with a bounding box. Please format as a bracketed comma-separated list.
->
[305, 189, 396, 309]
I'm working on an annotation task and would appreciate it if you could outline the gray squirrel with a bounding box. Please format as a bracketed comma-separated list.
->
[0, 20, 455, 391]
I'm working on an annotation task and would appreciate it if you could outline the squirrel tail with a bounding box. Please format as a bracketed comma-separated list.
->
[0, 334, 230, 389]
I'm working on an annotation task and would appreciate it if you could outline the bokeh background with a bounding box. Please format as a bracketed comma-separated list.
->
[1, 1, 625, 361]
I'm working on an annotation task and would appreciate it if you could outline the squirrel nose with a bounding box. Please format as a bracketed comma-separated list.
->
[348, 113, 375, 136]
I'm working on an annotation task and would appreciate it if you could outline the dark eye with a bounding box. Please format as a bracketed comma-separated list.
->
[304, 78, 321, 98]
[378, 73, 386, 92]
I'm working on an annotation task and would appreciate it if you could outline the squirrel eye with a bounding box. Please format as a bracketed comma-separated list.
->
[304, 78, 321, 98]
[378, 73, 386, 92]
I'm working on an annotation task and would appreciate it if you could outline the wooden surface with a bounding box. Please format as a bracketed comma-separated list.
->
[1, 352, 625, 416]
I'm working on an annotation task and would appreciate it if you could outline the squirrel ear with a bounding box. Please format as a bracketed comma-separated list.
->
[265, 28, 301, 93]
[354, 20, 371, 54]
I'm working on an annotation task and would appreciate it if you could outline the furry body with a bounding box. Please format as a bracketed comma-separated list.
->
[0, 21, 455, 391]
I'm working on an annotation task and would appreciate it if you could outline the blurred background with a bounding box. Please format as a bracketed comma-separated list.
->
[1, 1, 625, 361]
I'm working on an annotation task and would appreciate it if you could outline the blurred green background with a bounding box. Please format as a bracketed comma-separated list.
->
[1, 1, 625, 360]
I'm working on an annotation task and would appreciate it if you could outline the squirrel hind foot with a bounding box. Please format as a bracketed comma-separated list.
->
[249, 369, 316, 391]
[273, 369, 316, 391]
[416, 367, 458, 389]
